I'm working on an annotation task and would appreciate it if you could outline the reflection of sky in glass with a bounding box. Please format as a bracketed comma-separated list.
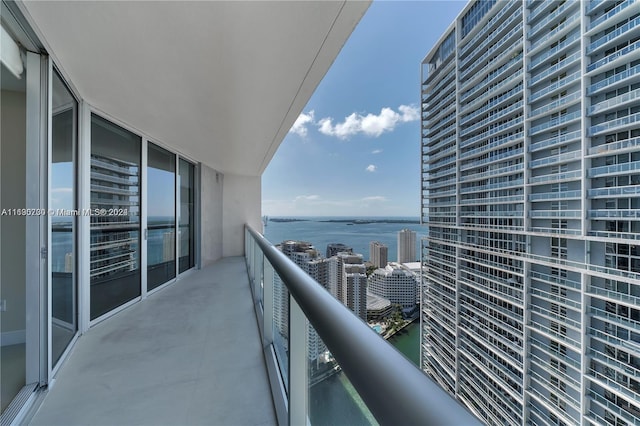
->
[51, 162, 73, 211]
[148, 167, 175, 219]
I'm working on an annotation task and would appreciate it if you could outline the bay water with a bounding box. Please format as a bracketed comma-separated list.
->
[263, 216, 424, 425]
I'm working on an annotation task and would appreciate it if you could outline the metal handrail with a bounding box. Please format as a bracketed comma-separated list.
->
[245, 225, 481, 425]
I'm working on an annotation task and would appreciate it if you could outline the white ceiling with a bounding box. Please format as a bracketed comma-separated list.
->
[22, 1, 370, 176]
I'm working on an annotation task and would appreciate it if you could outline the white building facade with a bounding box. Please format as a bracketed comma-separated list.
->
[368, 262, 419, 311]
[421, 1, 640, 425]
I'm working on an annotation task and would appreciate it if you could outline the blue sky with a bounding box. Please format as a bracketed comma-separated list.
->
[262, 0, 466, 218]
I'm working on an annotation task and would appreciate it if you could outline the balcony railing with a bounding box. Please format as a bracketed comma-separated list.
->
[244, 225, 480, 425]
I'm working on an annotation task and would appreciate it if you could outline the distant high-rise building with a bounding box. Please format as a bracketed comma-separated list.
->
[339, 253, 367, 321]
[329, 252, 368, 321]
[275, 240, 330, 363]
[421, 1, 640, 425]
[397, 229, 417, 263]
[369, 241, 388, 268]
[368, 262, 418, 311]
[326, 243, 353, 258]
[162, 231, 175, 262]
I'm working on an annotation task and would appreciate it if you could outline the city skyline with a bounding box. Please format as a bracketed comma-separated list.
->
[261, 1, 466, 217]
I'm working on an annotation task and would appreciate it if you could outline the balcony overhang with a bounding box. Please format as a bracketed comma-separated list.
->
[21, 0, 370, 176]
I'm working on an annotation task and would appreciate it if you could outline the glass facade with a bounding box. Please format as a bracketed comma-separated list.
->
[421, 1, 640, 424]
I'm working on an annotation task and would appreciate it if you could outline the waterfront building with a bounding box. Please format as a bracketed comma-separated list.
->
[366, 292, 393, 321]
[421, 1, 640, 425]
[397, 228, 417, 263]
[369, 241, 388, 268]
[326, 242, 353, 258]
[368, 262, 419, 312]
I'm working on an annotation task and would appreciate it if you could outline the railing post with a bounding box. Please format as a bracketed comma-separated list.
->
[288, 296, 308, 426]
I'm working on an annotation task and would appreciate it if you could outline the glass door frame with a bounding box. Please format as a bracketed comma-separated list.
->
[143, 139, 179, 297]
[0, 2, 49, 417]
[48, 62, 82, 378]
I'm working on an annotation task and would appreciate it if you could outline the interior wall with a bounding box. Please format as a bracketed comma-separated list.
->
[222, 174, 262, 258]
[1, 90, 27, 340]
[200, 163, 224, 266]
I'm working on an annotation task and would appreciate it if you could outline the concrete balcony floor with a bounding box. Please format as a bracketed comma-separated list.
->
[30, 257, 276, 426]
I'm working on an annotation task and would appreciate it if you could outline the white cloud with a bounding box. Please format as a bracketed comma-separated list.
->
[317, 104, 419, 140]
[372, 149, 383, 154]
[294, 194, 320, 202]
[366, 164, 377, 172]
[361, 196, 387, 202]
[289, 110, 315, 137]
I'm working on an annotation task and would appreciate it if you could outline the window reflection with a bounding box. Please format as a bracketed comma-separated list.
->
[90, 114, 141, 319]
[179, 159, 195, 273]
[147, 143, 176, 290]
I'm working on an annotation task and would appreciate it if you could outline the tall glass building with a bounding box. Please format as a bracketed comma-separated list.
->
[421, 1, 640, 425]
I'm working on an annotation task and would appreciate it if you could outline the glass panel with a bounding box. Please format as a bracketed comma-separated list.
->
[271, 263, 289, 393]
[0, 53, 27, 414]
[147, 143, 176, 290]
[90, 114, 141, 320]
[178, 159, 195, 273]
[51, 70, 78, 365]
[308, 332, 376, 425]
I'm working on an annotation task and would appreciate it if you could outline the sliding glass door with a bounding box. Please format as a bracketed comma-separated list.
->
[179, 159, 195, 273]
[147, 143, 176, 290]
[90, 114, 141, 320]
[50, 70, 78, 365]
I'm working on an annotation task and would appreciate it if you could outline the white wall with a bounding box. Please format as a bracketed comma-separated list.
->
[222, 173, 262, 257]
[1, 90, 27, 339]
[200, 163, 224, 266]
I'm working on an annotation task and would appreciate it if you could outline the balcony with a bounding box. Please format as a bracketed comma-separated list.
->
[29, 257, 276, 425]
[28, 228, 482, 425]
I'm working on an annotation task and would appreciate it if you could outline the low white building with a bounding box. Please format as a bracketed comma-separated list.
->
[368, 262, 419, 311]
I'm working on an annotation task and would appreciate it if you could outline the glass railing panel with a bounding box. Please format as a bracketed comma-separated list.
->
[589, 185, 640, 198]
[588, 88, 640, 115]
[529, 92, 581, 119]
[529, 169, 582, 184]
[529, 190, 582, 201]
[529, 13, 580, 52]
[529, 130, 581, 153]
[589, 160, 640, 177]
[529, 110, 582, 136]
[528, 0, 577, 38]
[530, 210, 581, 218]
[587, 16, 640, 54]
[587, 64, 640, 96]
[529, 150, 582, 169]
[309, 330, 378, 426]
[588, 0, 636, 31]
[529, 71, 581, 102]
[588, 39, 640, 73]
[269, 261, 290, 393]
[529, 51, 581, 87]
[588, 112, 640, 136]
[529, 30, 580, 71]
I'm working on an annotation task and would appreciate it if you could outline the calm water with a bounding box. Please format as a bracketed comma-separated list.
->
[263, 216, 426, 262]
[264, 217, 423, 425]
[310, 322, 420, 425]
